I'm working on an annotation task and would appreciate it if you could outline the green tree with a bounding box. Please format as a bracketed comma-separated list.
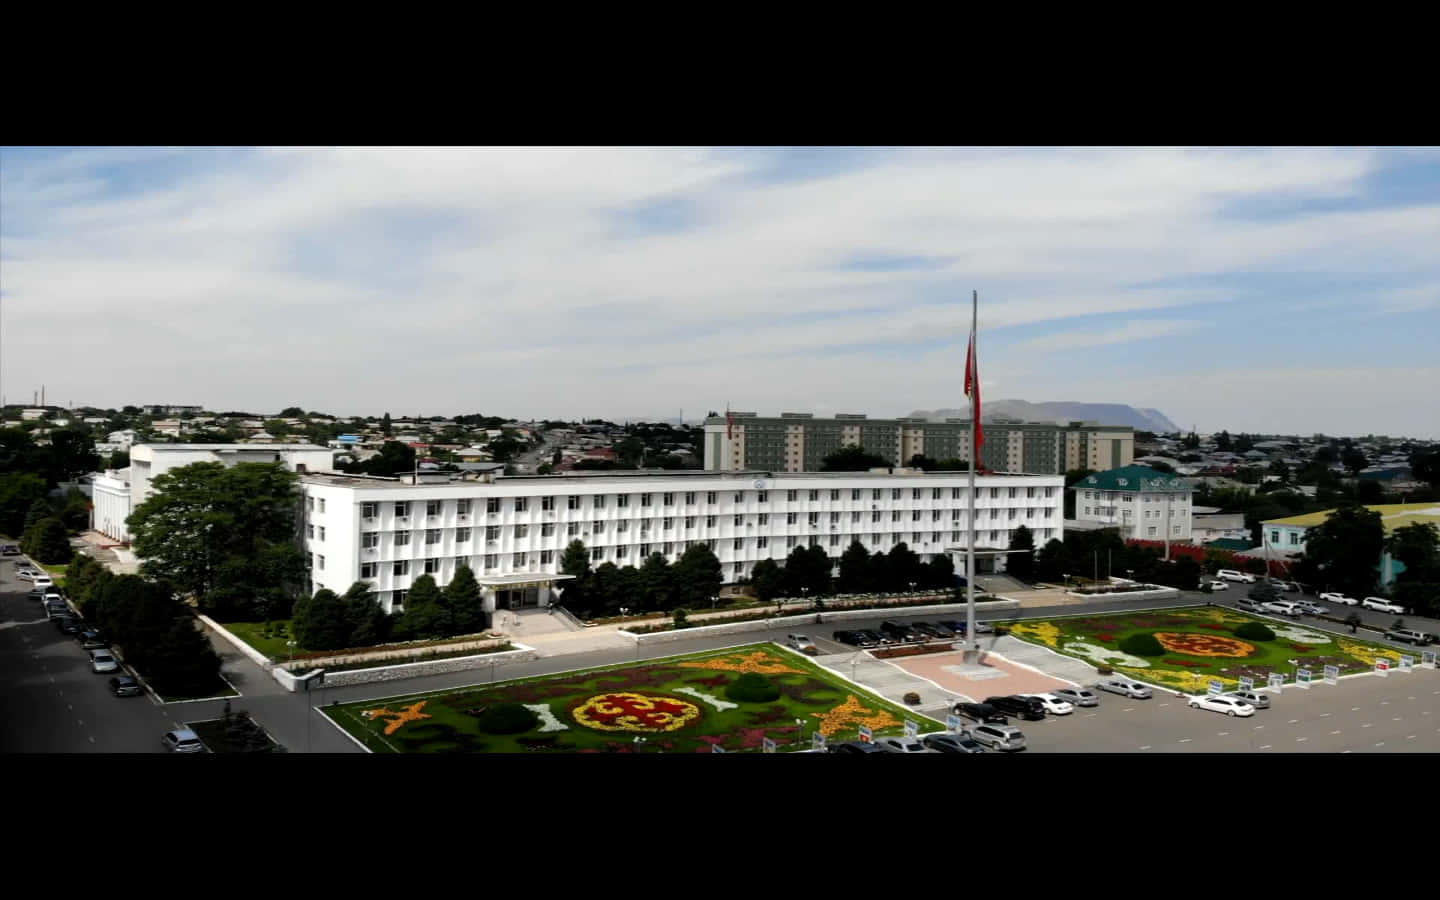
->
[1006, 524, 1037, 582]
[536, 462, 554, 475]
[397, 574, 448, 639]
[924, 552, 955, 590]
[24, 497, 55, 532]
[344, 581, 394, 647]
[1303, 504, 1385, 598]
[1035, 539, 1066, 583]
[821, 444, 892, 471]
[294, 589, 354, 651]
[1269, 458, 1291, 483]
[1170, 556, 1202, 591]
[0, 472, 49, 536]
[782, 544, 832, 598]
[342, 440, 416, 476]
[381, 412, 393, 436]
[673, 543, 723, 610]
[881, 542, 922, 592]
[1387, 522, 1440, 617]
[750, 557, 784, 601]
[638, 553, 674, 610]
[551, 447, 563, 466]
[146, 618, 223, 697]
[1413, 450, 1440, 489]
[60, 488, 91, 532]
[1342, 448, 1369, 476]
[836, 540, 873, 593]
[22, 517, 73, 563]
[279, 407, 306, 418]
[1216, 430, 1232, 451]
[446, 564, 487, 634]
[47, 429, 100, 482]
[907, 454, 939, 470]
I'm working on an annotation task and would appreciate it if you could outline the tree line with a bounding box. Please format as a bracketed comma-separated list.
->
[290, 565, 489, 653]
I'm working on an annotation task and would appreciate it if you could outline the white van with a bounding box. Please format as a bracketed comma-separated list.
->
[1216, 569, 1255, 584]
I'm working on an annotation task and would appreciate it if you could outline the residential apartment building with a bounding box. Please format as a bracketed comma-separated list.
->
[91, 443, 335, 542]
[299, 469, 1065, 615]
[1071, 465, 1193, 541]
[703, 413, 1132, 475]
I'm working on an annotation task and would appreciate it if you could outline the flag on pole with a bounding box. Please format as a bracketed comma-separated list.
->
[964, 329, 984, 457]
[726, 404, 734, 441]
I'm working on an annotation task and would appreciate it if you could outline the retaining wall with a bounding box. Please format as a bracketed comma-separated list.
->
[313, 644, 539, 687]
[619, 600, 1023, 645]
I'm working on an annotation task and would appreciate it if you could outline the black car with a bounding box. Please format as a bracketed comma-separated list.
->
[1248, 584, 1281, 603]
[0, 544, 20, 556]
[109, 676, 144, 697]
[853, 630, 886, 648]
[827, 740, 886, 754]
[78, 629, 109, 650]
[880, 621, 922, 642]
[922, 732, 986, 754]
[910, 622, 947, 639]
[45, 603, 72, 620]
[937, 620, 968, 635]
[832, 630, 862, 646]
[953, 702, 1008, 725]
[921, 621, 956, 638]
[54, 616, 84, 635]
[985, 695, 1047, 721]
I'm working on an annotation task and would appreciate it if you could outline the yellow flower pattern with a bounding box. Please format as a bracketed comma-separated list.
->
[361, 701, 432, 735]
[678, 650, 803, 676]
[809, 694, 902, 737]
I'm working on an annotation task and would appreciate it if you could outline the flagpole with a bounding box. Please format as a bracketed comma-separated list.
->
[965, 289, 978, 661]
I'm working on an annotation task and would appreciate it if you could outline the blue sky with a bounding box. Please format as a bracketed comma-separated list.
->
[1, 147, 1436, 437]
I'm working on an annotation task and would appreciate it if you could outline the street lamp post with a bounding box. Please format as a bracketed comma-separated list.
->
[795, 717, 805, 747]
[800, 587, 809, 610]
[908, 581, 916, 597]
[633, 735, 646, 754]
[711, 595, 719, 610]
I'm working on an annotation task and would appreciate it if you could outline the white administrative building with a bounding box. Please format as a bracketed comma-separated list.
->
[300, 468, 1065, 615]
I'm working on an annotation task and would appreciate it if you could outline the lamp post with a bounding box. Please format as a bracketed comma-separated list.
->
[711, 595, 719, 610]
[800, 586, 809, 609]
[908, 581, 916, 597]
[633, 735, 646, 754]
[795, 717, 805, 747]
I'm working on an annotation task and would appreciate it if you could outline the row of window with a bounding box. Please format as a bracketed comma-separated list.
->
[357, 486, 1058, 519]
[1144, 526, 1185, 536]
[360, 548, 561, 578]
[1081, 491, 1188, 502]
[1269, 530, 1302, 546]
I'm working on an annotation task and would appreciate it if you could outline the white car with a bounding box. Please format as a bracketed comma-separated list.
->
[1320, 592, 1359, 606]
[15, 568, 38, 582]
[1189, 695, 1255, 717]
[1269, 579, 1299, 592]
[1361, 597, 1405, 614]
[1216, 569, 1255, 584]
[783, 634, 817, 652]
[1096, 678, 1152, 699]
[32, 575, 54, 591]
[872, 736, 937, 753]
[1021, 693, 1075, 715]
[1201, 579, 1228, 591]
[1260, 600, 1304, 617]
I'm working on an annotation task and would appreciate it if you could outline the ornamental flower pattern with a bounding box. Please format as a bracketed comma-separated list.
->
[1153, 632, 1256, 658]
[360, 701, 432, 735]
[572, 692, 702, 733]
[808, 694, 902, 737]
[677, 650, 803, 676]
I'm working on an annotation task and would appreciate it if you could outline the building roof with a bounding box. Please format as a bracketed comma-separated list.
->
[1077, 465, 1191, 494]
[134, 443, 331, 452]
[1262, 502, 1440, 532]
[1205, 538, 1254, 551]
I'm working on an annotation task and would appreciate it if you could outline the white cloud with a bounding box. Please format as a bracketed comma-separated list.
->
[1007, 320, 1207, 353]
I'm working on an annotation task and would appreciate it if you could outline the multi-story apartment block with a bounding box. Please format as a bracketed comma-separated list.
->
[300, 469, 1065, 616]
[1071, 465, 1193, 541]
[704, 413, 1132, 475]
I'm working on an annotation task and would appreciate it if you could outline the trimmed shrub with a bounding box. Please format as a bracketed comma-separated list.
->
[1118, 633, 1166, 657]
[725, 672, 780, 703]
[478, 703, 540, 735]
[1233, 622, 1276, 642]
[903, 691, 921, 705]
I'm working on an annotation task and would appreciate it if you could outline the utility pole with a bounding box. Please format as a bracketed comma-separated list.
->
[965, 290, 979, 662]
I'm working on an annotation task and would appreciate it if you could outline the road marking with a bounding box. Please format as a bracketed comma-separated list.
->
[1296, 737, 1308, 742]
[1259, 744, 1272, 749]
[1319, 712, 1331, 717]
[1253, 725, 1264, 730]
[1177, 738, 1192, 743]
[1159, 703, 1170, 708]
[1394, 717, 1402, 721]
[1288, 719, 1299, 724]
[67, 703, 72, 710]
[1375, 742, 1386, 747]
[76, 719, 83, 727]
[1381, 700, 1390, 705]
[1407, 735, 1417, 740]
[1123, 707, 1134, 712]
[1330, 729, 1342, 735]
[1217, 731, 1230, 736]
[49, 675, 54, 683]
[1409, 696, 1416, 700]
[1352, 707, 1361, 711]
[1086, 713, 1097, 718]
[88, 736, 95, 744]
[1138, 745, 1152, 750]
[1362, 723, 1373, 728]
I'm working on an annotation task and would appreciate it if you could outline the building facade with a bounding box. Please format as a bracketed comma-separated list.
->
[703, 413, 1132, 475]
[1071, 465, 1193, 541]
[299, 469, 1065, 615]
[1262, 502, 1440, 587]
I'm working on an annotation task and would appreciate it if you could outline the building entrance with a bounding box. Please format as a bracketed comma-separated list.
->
[496, 586, 540, 610]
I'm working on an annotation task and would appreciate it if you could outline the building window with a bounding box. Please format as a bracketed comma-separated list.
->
[952, 488, 963, 499]
[591, 547, 604, 561]
[786, 512, 797, 525]
[361, 502, 378, 519]
[615, 546, 629, 559]
[663, 517, 674, 530]
[851, 511, 861, 522]
[873, 489, 882, 500]
[485, 554, 498, 569]
[892, 488, 902, 500]
[393, 560, 409, 576]
[734, 514, 744, 526]
[487, 498, 501, 513]
[426, 529, 441, 544]
[809, 490, 819, 501]
[1026, 487, 1036, 498]
[931, 531, 940, 543]
[426, 500, 441, 517]
[1045, 487, 1054, 498]
[734, 492, 745, 503]
[317, 498, 327, 513]
[734, 538, 743, 550]
[640, 494, 652, 507]
[638, 543, 651, 557]
[457, 499, 471, 516]
[1289, 533, 1299, 545]
[485, 525, 500, 540]
[1172, 525, 1181, 534]
[1084, 507, 1091, 515]
[568, 522, 580, 535]
[830, 489, 840, 500]
[362, 532, 379, 549]
[616, 521, 629, 533]
[393, 589, 407, 608]
[808, 512, 819, 526]
[758, 536, 768, 549]
[872, 534, 881, 544]
[306, 524, 314, 539]
[457, 528, 471, 542]
[852, 489, 862, 500]
[316, 554, 325, 570]
[952, 531, 961, 542]
[663, 492, 675, 506]
[758, 513, 768, 526]
[424, 557, 439, 574]
[307, 497, 314, 512]
[912, 510, 922, 521]
[1008, 487, 1017, 498]
[685, 492, 696, 505]
[872, 510, 881, 522]
[912, 488, 922, 500]
[757, 491, 768, 503]
[787, 489, 798, 501]
[593, 521, 605, 534]
[892, 511, 902, 522]
[787, 536, 798, 548]
[540, 549, 554, 565]
[360, 562, 376, 578]
[395, 531, 411, 546]
[515, 524, 529, 538]
[394, 501, 409, 518]
[829, 534, 840, 546]
[734, 562, 745, 577]
[685, 517, 696, 529]
[706, 516, 717, 528]
[707, 492, 717, 504]
[594, 495, 606, 509]
[541, 523, 555, 536]
[1270, 530, 1280, 544]
[830, 512, 840, 524]
[1148, 526, 1157, 537]
[514, 552, 527, 566]
[568, 495, 581, 510]
[538, 495, 554, 511]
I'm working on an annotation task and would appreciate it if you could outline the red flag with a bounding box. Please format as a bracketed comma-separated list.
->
[726, 405, 734, 441]
[964, 330, 984, 458]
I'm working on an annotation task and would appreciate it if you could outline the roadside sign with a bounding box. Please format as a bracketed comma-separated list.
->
[811, 731, 827, 751]
[1324, 665, 1339, 685]
[1375, 659, 1390, 676]
[1238, 676, 1255, 693]
[1267, 673, 1286, 692]
[1423, 650, 1438, 669]
[1207, 679, 1223, 696]
[858, 725, 873, 743]
[946, 714, 964, 733]
[1296, 667, 1312, 688]
[1399, 655, 1414, 672]
[712, 744, 726, 753]
[762, 737, 777, 754]
[904, 720, 919, 737]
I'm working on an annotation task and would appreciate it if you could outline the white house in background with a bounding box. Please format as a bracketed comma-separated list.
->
[22, 409, 47, 420]
[92, 443, 335, 543]
[108, 429, 139, 448]
[1072, 465, 1193, 541]
[299, 469, 1065, 615]
[1191, 513, 1249, 543]
[151, 419, 183, 437]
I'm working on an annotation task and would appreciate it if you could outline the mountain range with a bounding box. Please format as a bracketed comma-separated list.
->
[908, 399, 1180, 433]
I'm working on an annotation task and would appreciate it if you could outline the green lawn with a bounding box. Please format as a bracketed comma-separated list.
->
[323, 643, 944, 754]
[223, 620, 299, 662]
[1005, 605, 1416, 693]
[157, 678, 240, 703]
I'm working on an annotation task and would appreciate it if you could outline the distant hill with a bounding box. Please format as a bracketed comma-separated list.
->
[909, 399, 1180, 433]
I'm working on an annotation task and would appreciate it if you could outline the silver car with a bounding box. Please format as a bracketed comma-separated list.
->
[1096, 678, 1152, 699]
[1292, 600, 1329, 615]
[1225, 690, 1271, 710]
[162, 729, 206, 753]
[969, 724, 1026, 752]
[1051, 687, 1100, 707]
[89, 650, 120, 674]
[873, 736, 937, 753]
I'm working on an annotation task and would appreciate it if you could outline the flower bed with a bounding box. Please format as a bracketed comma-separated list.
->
[320, 643, 940, 753]
[870, 643, 959, 660]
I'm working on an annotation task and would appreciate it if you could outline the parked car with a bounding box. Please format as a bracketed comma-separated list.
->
[1261, 600, 1304, 617]
[952, 702, 1008, 724]
[1021, 693, 1075, 715]
[909, 622, 947, 640]
[969, 723, 1027, 751]
[854, 630, 887, 648]
[1225, 690, 1272, 709]
[1189, 695, 1255, 717]
[975, 622, 998, 635]
[1216, 569, 1256, 584]
[1382, 627, 1434, 646]
[873, 736, 937, 753]
[1201, 580, 1228, 592]
[1268, 579, 1298, 592]
[784, 634, 817, 652]
[984, 695, 1047, 721]
[110, 675, 144, 697]
[827, 740, 886, 754]
[1292, 600, 1330, 615]
[1096, 678, 1152, 699]
[32, 575, 54, 590]
[923, 621, 956, 638]
[55, 616, 84, 635]
[0, 543, 21, 555]
[1362, 596, 1405, 614]
[15, 568, 38, 581]
[880, 621, 923, 642]
[89, 649, 120, 674]
[922, 731, 987, 754]
[45, 603, 72, 621]
[936, 620, 968, 635]
[1051, 687, 1100, 707]
[832, 630, 862, 646]
[162, 729, 207, 753]
[1320, 592, 1359, 606]
[78, 629, 109, 650]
